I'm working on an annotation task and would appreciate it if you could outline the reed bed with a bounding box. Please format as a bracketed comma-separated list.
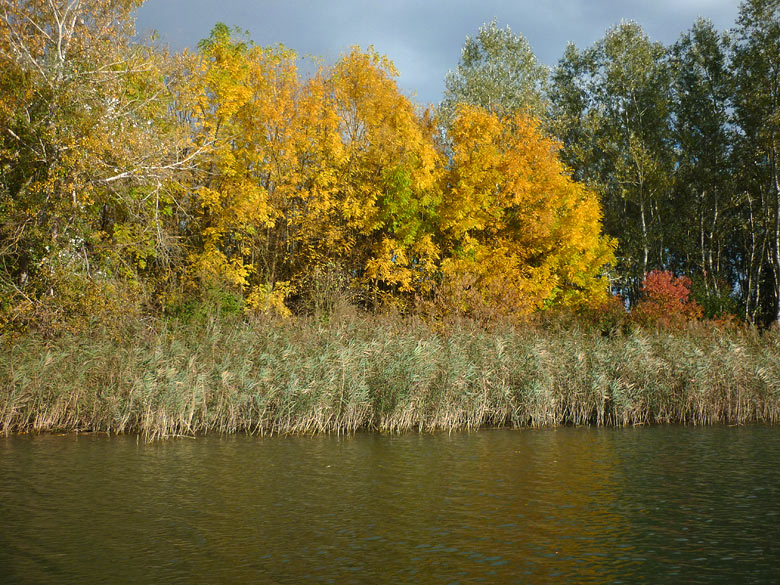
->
[2, 315, 779, 439]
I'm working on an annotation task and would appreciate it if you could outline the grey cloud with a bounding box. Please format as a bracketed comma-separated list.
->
[134, 0, 741, 106]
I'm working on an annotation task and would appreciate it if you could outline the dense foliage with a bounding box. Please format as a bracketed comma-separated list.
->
[547, 2, 780, 324]
[0, 2, 616, 333]
[1, 0, 779, 333]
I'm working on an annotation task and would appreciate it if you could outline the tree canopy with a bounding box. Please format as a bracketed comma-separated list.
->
[7, 1, 780, 331]
[440, 19, 548, 123]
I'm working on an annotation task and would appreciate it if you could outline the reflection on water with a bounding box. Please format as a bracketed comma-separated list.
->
[1, 426, 778, 584]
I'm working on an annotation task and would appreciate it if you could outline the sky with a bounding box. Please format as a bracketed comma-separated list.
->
[134, 0, 742, 106]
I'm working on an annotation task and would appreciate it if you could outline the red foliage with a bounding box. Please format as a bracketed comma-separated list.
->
[633, 270, 703, 327]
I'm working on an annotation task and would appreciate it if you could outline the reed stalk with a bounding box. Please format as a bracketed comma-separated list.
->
[2, 315, 778, 439]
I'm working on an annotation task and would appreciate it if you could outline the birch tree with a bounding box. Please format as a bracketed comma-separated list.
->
[440, 19, 548, 124]
[550, 22, 673, 303]
[732, 0, 780, 323]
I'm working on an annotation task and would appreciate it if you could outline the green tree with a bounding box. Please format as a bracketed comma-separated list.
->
[550, 22, 673, 303]
[668, 19, 737, 316]
[731, 0, 780, 324]
[440, 19, 548, 123]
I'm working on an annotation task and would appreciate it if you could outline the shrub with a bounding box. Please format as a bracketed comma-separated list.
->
[578, 293, 628, 335]
[632, 270, 703, 328]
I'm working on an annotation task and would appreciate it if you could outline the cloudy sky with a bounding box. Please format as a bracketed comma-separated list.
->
[134, 0, 741, 106]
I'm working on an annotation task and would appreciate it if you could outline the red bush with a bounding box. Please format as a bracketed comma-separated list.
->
[633, 270, 703, 327]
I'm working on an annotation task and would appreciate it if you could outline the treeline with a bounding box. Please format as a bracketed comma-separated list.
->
[550, 5, 780, 325]
[0, 2, 615, 334]
[546, 2, 777, 325]
[1, 0, 778, 335]
[443, 1, 780, 325]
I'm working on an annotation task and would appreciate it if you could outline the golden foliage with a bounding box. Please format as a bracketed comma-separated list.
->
[439, 105, 616, 316]
[1, 16, 616, 329]
[187, 36, 446, 312]
[183, 35, 614, 318]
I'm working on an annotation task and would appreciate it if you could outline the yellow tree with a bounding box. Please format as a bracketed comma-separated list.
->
[184, 35, 611, 319]
[186, 24, 272, 294]
[440, 105, 616, 317]
[322, 47, 443, 305]
[186, 24, 335, 314]
[187, 38, 445, 314]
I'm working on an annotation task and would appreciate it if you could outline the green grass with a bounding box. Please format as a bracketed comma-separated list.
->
[2, 313, 779, 439]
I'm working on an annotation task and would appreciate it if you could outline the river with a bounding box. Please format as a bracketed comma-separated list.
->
[1, 426, 778, 584]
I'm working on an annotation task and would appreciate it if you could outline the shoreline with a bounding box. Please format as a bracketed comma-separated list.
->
[0, 420, 771, 442]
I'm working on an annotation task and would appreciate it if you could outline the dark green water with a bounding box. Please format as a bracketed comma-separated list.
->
[1, 426, 778, 584]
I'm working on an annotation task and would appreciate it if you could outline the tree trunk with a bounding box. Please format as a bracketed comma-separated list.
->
[640, 196, 648, 275]
[773, 151, 780, 324]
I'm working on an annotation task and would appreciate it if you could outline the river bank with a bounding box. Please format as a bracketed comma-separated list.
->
[2, 313, 779, 439]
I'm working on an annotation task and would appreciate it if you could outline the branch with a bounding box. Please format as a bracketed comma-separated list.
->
[102, 170, 134, 183]
[6, 128, 46, 160]
[22, 12, 55, 46]
[1, 8, 52, 85]
[64, 0, 81, 49]
[100, 142, 213, 184]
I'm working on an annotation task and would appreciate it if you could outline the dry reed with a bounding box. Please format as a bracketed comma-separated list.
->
[2, 315, 779, 439]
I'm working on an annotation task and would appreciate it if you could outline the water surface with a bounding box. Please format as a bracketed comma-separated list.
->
[1, 426, 778, 584]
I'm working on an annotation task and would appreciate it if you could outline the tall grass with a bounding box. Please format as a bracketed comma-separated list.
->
[2, 313, 779, 439]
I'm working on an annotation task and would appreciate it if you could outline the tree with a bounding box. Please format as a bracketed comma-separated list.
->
[550, 22, 673, 303]
[731, 0, 780, 324]
[440, 19, 548, 124]
[186, 32, 443, 314]
[632, 270, 703, 327]
[668, 19, 738, 316]
[322, 46, 443, 305]
[0, 0, 194, 330]
[185, 24, 301, 308]
[439, 105, 616, 317]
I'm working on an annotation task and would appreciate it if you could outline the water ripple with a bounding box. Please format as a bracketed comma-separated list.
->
[1, 426, 778, 584]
